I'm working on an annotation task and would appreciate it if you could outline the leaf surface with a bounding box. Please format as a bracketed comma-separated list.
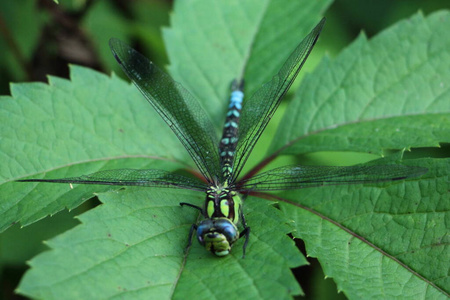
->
[163, 0, 332, 131]
[269, 11, 450, 156]
[0, 66, 189, 230]
[281, 158, 449, 298]
[17, 189, 304, 299]
[0, 2, 447, 300]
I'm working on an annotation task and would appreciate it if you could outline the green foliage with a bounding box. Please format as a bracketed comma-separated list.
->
[17, 189, 303, 299]
[281, 157, 449, 299]
[164, 0, 332, 131]
[0, 67, 190, 231]
[0, 0, 448, 299]
[0, 0, 47, 85]
[270, 11, 450, 156]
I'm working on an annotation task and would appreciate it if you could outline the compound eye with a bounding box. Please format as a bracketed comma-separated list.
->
[196, 220, 214, 245]
[216, 219, 238, 242]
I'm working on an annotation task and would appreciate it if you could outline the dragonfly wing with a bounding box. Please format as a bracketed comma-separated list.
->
[18, 169, 208, 191]
[109, 39, 222, 184]
[238, 164, 427, 191]
[231, 18, 326, 182]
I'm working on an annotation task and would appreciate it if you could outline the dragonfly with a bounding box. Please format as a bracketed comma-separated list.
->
[19, 18, 427, 257]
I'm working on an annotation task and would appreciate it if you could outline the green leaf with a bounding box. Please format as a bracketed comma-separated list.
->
[0, 66, 190, 231]
[17, 188, 304, 299]
[1, 0, 331, 231]
[163, 0, 332, 131]
[281, 157, 449, 298]
[2, 1, 329, 298]
[270, 11, 450, 156]
[1, 1, 448, 300]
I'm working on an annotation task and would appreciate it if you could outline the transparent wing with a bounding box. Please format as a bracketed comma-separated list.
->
[237, 164, 427, 191]
[231, 18, 326, 183]
[18, 169, 208, 191]
[109, 38, 222, 184]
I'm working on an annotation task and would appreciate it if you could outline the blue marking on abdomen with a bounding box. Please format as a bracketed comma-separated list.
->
[229, 90, 243, 110]
[220, 83, 244, 179]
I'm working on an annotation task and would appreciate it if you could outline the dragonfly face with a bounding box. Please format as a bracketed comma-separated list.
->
[196, 218, 239, 256]
[18, 17, 427, 257]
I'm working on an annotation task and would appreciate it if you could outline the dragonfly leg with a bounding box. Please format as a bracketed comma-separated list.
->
[185, 223, 198, 254]
[180, 202, 204, 214]
[239, 226, 251, 258]
[239, 210, 251, 258]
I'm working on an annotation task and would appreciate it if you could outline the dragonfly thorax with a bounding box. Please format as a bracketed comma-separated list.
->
[205, 185, 240, 223]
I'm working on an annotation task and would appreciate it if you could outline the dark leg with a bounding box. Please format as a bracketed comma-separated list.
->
[239, 210, 250, 258]
[180, 203, 203, 254]
[185, 223, 198, 254]
[239, 226, 251, 258]
[180, 202, 204, 214]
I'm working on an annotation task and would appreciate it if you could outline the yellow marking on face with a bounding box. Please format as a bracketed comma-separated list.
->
[231, 193, 242, 223]
[207, 200, 215, 218]
[220, 199, 230, 218]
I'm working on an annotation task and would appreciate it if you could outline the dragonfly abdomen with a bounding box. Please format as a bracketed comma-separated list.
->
[219, 80, 244, 178]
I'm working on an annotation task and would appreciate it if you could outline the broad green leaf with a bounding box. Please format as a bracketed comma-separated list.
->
[1, 1, 328, 298]
[281, 157, 449, 298]
[163, 0, 332, 131]
[1, 2, 447, 300]
[270, 11, 450, 156]
[1, 0, 330, 233]
[0, 66, 190, 231]
[17, 188, 304, 299]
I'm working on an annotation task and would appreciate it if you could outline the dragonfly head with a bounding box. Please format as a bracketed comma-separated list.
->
[196, 218, 239, 256]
